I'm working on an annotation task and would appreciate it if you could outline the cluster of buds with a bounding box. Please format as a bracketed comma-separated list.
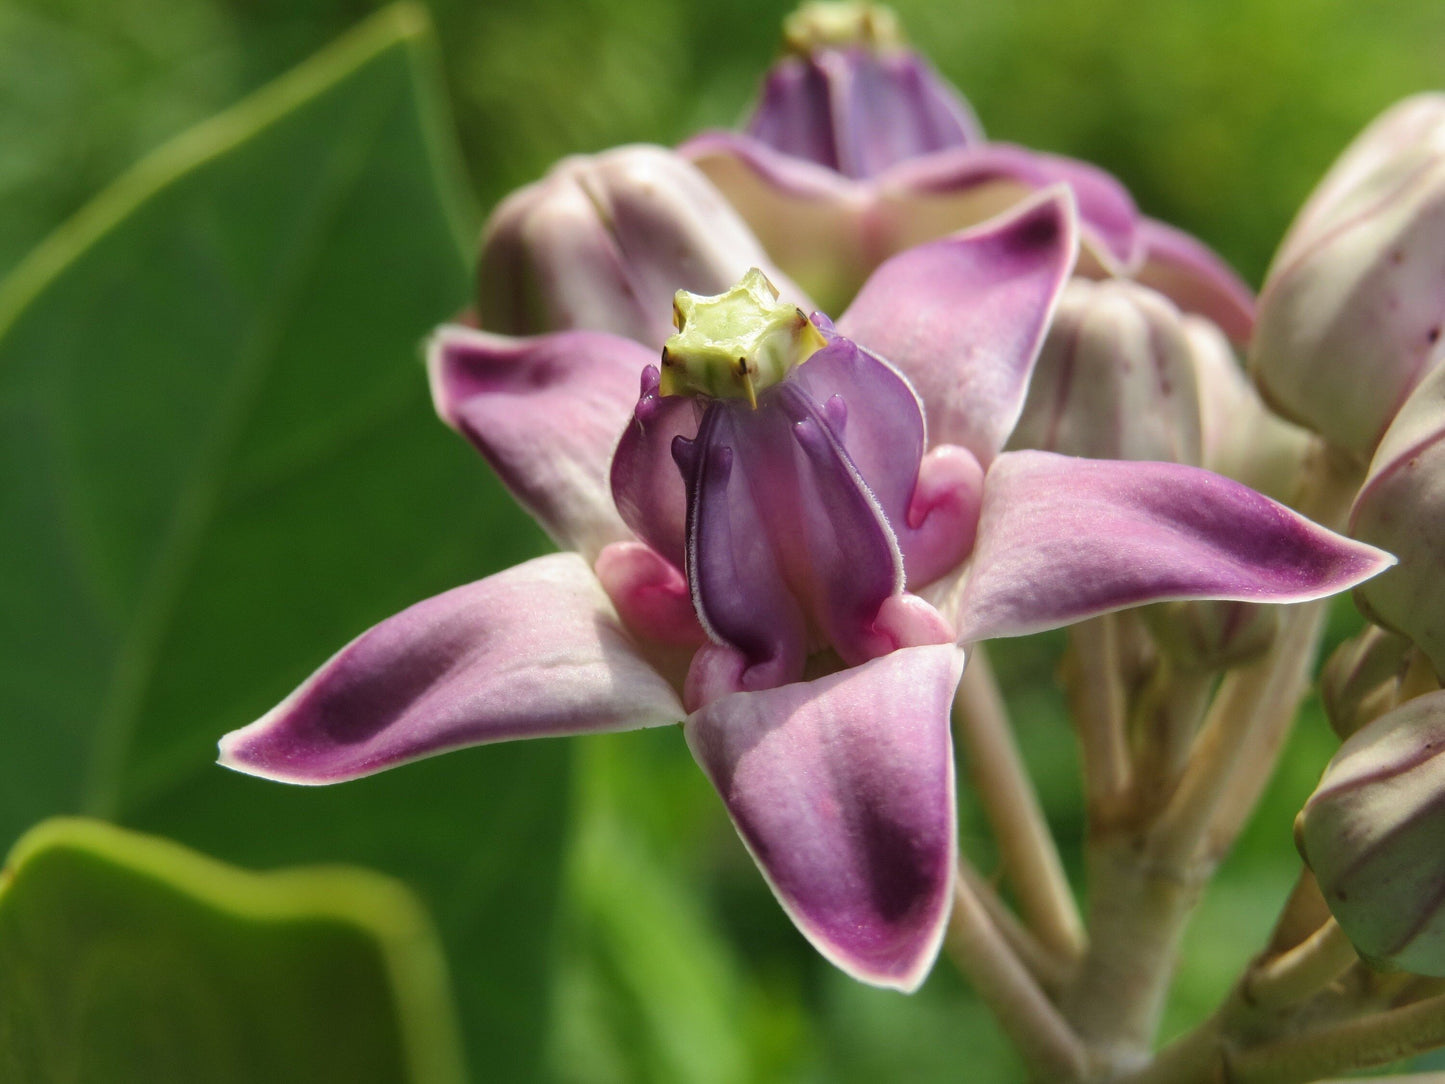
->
[216, 2, 1445, 1079]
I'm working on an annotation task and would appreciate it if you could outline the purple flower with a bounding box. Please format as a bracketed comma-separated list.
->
[679, 3, 1255, 341]
[219, 191, 1389, 991]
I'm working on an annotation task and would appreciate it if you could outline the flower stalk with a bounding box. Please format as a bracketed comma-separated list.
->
[954, 645, 1088, 962]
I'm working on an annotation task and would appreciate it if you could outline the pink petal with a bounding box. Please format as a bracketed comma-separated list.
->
[838, 190, 1079, 465]
[1129, 217, 1257, 344]
[219, 554, 684, 784]
[881, 142, 1138, 272]
[685, 644, 965, 991]
[428, 325, 654, 561]
[955, 451, 1394, 642]
[680, 129, 876, 312]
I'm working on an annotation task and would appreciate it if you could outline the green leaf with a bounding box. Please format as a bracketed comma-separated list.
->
[0, 817, 465, 1084]
[0, 6, 564, 1078]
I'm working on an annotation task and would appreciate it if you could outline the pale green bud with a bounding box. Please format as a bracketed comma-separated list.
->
[1298, 690, 1445, 974]
[1321, 626, 1415, 741]
[1250, 94, 1445, 461]
[1352, 359, 1445, 678]
[1009, 280, 1202, 464]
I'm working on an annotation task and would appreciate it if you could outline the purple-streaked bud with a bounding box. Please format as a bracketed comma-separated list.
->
[749, 2, 982, 181]
[1297, 690, 1445, 974]
[1250, 94, 1445, 460]
[477, 144, 808, 348]
[1007, 279, 1201, 464]
[1321, 625, 1416, 741]
[1351, 358, 1445, 677]
[1186, 315, 1313, 505]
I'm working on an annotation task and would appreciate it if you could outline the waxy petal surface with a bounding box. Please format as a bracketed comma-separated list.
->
[883, 144, 1137, 272]
[787, 336, 979, 585]
[679, 386, 905, 686]
[429, 326, 654, 561]
[838, 191, 1078, 465]
[955, 451, 1394, 642]
[682, 131, 1131, 310]
[611, 367, 702, 571]
[685, 644, 965, 991]
[219, 554, 684, 784]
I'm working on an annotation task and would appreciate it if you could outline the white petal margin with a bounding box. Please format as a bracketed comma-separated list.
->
[685, 644, 965, 992]
[219, 553, 684, 784]
[956, 450, 1395, 643]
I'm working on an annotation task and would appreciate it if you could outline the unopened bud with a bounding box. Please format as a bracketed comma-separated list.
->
[477, 144, 807, 348]
[1250, 94, 1445, 460]
[1009, 279, 1202, 464]
[754, 2, 981, 182]
[1321, 626, 1414, 740]
[1297, 690, 1445, 974]
[1351, 359, 1445, 677]
[1185, 315, 1313, 504]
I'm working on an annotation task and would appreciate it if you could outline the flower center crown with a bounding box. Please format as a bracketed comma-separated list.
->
[781, 2, 904, 55]
[660, 268, 825, 408]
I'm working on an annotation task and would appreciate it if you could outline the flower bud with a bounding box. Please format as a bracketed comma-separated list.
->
[1321, 625, 1415, 740]
[477, 144, 807, 348]
[751, 1, 982, 181]
[1250, 94, 1445, 461]
[1185, 315, 1313, 505]
[1297, 689, 1445, 974]
[1351, 358, 1445, 677]
[1008, 279, 1202, 464]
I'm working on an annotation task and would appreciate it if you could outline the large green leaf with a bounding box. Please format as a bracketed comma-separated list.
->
[0, 817, 465, 1084]
[0, 6, 563, 1078]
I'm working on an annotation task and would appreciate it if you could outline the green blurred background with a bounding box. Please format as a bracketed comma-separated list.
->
[1, 0, 1441, 1080]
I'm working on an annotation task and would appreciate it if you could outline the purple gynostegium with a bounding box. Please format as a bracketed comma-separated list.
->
[219, 189, 1391, 991]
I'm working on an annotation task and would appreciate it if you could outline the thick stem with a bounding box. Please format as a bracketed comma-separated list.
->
[958, 858, 1075, 995]
[1245, 919, 1358, 1011]
[1060, 835, 1204, 1074]
[1228, 991, 1445, 1083]
[954, 647, 1087, 960]
[1129, 660, 1215, 816]
[1150, 597, 1328, 871]
[1060, 447, 1361, 1073]
[946, 874, 1091, 1083]
[1065, 616, 1133, 825]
